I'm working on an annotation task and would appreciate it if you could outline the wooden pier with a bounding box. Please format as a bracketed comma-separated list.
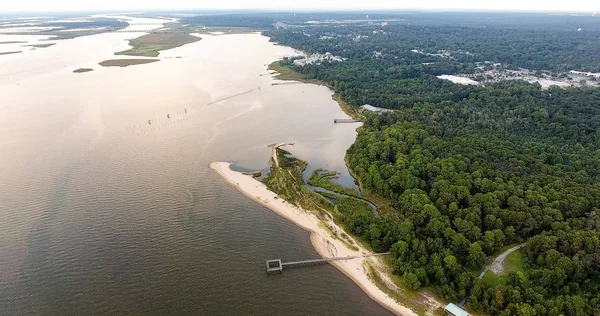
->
[271, 82, 303, 86]
[334, 119, 361, 123]
[266, 253, 390, 274]
[266, 259, 283, 274]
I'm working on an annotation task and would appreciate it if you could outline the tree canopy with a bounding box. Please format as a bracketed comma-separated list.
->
[185, 11, 600, 315]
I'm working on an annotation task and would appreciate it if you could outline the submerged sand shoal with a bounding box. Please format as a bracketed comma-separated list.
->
[209, 161, 417, 316]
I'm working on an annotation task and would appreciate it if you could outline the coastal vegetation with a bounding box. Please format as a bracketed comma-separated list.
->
[364, 261, 429, 315]
[318, 190, 372, 219]
[99, 59, 159, 67]
[261, 147, 440, 313]
[263, 149, 315, 206]
[262, 148, 374, 223]
[0, 51, 21, 55]
[268, 61, 306, 82]
[308, 169, 359, 198]
[115, 25, 201, 57]
[73, 68, 94, 73]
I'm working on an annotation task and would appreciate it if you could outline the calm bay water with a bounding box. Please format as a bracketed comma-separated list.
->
[0, 19, 390, 315]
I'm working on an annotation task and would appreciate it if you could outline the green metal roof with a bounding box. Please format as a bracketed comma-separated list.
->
[445, 303, 469, 316]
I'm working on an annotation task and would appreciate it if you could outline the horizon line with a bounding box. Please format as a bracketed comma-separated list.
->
[1, 8, 598, 15]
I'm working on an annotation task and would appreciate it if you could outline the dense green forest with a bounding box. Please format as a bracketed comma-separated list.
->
[188, 12, 600, 315]
[266, 14, 600, 315]
[344, 85, 600, 314]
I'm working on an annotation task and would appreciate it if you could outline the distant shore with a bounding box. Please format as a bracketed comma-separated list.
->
[210, 159, 417, 316]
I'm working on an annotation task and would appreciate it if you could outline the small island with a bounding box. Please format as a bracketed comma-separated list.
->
[0, 51, 22, 56]
[99, 59, 160, 67]
[73, 68, 94, 73]
[115, 25, 201, 57]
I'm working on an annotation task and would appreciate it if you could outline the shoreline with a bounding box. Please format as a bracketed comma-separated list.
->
[267, 60, 363, 120]
[209, 160, 417, 316]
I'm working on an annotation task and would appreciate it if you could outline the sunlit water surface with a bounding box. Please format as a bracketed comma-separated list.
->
[0, 17, 389, 315]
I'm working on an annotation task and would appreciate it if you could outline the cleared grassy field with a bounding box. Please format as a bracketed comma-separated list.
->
[503, 250, 525, 273]
[482, 250, 526, 287]
[115, 31, 201, 57]
[99, 59, 159, 67]
[268, 61, 306, 81]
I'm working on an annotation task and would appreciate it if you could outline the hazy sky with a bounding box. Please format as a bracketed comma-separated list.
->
[2, 0, 599, 13]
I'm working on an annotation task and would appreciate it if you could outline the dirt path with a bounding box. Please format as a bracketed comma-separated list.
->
[480, 243, 525, 278]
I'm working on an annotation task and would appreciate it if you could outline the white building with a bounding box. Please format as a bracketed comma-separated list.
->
[445, 303, 469, 316]
[569, 70, 600, 78]
[360, 104, 394, 114]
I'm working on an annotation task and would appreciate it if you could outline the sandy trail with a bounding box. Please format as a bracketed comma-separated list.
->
[480, 243, 526, 278]
[209, 160, 418, 316]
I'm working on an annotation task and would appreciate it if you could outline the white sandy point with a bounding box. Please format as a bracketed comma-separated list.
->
[209, 161, 417, 316]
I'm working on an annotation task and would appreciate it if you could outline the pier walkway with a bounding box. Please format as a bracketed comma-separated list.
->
[266, 252, 390, 274]
[334, 118, 361, 123]
[271, 82, 303, 86]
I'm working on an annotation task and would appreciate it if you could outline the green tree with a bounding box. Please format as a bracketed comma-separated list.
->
[404, 272, 421, 290]
[467, 242, 487, 269]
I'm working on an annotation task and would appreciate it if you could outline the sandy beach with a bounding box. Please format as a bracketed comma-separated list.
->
[209, 159, 418, 316]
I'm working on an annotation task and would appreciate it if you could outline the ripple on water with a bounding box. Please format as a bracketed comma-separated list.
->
[0, 32, 393, 315]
